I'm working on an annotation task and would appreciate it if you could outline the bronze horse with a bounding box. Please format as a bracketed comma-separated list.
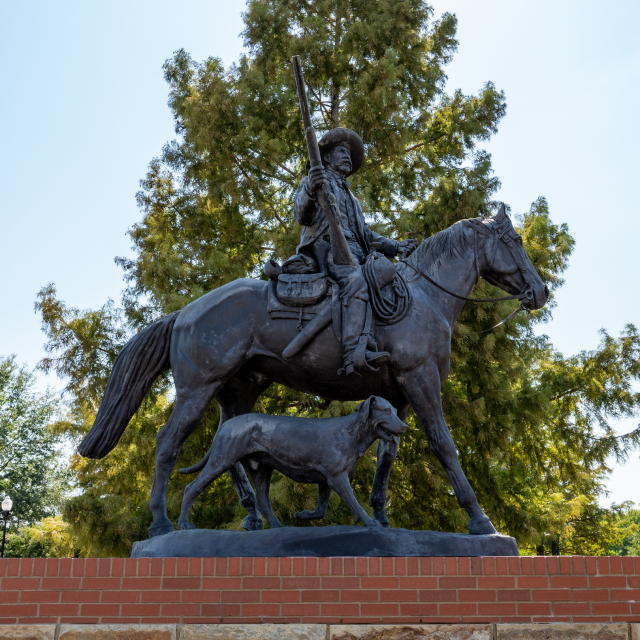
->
[78, 208, 549, 537]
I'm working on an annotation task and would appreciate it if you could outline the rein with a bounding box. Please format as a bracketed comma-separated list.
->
[399, 222, 535, 336]
[399, 259, 530, 303]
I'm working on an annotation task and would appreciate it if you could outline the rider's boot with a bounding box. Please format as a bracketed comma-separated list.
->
[340, 298, 390, 376]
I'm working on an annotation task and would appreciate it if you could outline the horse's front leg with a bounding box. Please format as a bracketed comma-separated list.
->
[398, 364, 496, 535]
[369, 404, 410, 527]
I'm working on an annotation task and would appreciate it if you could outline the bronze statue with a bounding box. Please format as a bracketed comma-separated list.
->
[78, 203, 548, 540]
[77, 59, 549, 550]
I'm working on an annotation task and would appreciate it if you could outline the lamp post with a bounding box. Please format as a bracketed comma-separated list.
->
[1, 496, 13, 558]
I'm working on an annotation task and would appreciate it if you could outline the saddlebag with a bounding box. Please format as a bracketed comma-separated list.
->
[277, 273, 328, 307]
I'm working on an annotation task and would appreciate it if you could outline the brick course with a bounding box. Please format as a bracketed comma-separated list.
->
[0, 557, 639, 625]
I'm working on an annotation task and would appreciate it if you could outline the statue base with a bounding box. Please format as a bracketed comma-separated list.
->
[131, 525, 518, 557]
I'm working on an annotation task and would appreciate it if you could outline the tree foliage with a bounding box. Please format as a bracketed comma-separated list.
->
[36, 0, 640, 556]
[3, 517, 79, 559]
[0, 356, 71, 528]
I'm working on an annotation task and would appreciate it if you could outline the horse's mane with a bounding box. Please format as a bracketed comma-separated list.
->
[400, 220, 470, 281]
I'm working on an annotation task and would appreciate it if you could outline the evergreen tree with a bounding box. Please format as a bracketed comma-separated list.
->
[37, 0, 640, 556]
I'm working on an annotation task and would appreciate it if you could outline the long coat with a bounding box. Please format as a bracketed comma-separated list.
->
[293, 172, 398, 271]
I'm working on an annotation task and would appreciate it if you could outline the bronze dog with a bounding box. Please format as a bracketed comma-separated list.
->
[178, 396, 407, 529]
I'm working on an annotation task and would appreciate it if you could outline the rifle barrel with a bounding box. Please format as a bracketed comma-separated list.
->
[292, 55, 353, 266]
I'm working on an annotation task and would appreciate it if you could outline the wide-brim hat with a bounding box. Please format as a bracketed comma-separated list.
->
[305, 127, 364, 177]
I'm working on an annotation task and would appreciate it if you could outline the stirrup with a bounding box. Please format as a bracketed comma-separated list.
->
[365, 350, 390, 368]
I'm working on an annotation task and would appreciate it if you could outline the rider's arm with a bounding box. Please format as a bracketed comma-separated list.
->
[294, 177, 318, 226]
[366, 229, 400, 257]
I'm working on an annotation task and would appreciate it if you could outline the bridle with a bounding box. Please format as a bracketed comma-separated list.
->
[399, 214, 538, 335]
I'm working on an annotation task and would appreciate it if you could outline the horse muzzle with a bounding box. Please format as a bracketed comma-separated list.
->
[523, 284, 549, 310]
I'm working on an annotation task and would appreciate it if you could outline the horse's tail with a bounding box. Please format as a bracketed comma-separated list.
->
[78, 311, 180, 459]
[178, 449, 211, 475]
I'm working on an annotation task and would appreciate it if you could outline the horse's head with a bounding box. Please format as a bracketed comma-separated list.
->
[469, 206, 549, 310]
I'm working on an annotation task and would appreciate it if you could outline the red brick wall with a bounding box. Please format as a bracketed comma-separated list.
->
[1, 556, 639, 626]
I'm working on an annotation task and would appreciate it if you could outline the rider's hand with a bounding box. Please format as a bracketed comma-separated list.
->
[397, 239, 418, 258]
[307, 166, 327, 193]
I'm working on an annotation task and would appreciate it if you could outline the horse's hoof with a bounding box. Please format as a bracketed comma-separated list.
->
[148, 523, 175, 538]
[294, 510, 312, 520]
[468, 515, 497, 535]
[372, 509, 390, 528]
[363, 519, 382, 527]
[242, 512, 263, 531]
[178, 521, 197, 531]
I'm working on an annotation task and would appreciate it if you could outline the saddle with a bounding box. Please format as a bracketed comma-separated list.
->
[263, 254, 410, 359]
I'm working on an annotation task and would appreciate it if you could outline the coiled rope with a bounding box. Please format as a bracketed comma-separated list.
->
[363, 254, 411, 325]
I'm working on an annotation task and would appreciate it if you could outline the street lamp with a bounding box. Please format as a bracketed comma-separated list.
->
[1, 496, 13, 558]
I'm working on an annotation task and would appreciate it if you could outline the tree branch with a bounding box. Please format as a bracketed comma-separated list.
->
[225, 146, 291, 233]
[551, 388, 580, 402]
[308, 87, 332, 125]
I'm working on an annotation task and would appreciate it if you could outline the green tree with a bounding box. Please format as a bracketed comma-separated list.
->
[3, 516, 79, 559]
[0, 355, 71, 531]
[36, 0, 640, 556]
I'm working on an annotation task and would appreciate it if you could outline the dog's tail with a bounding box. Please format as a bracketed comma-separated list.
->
[179, 449, 211, 475]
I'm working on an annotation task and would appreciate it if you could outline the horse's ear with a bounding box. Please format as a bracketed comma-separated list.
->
[494, 203, 508, 223]
[358, 396, 375, 422]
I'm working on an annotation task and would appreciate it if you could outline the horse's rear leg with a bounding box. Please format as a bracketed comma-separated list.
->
[369, 404, 410, 527]
[149, 381, 221, 538]
[398, 365, 496, 535]
[217, 377, 272, 531]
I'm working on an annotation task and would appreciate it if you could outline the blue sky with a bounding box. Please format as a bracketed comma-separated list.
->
[1, 0, 638, 506]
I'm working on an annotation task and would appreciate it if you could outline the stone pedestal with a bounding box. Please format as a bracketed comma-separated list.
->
[131, 526, 519, 558]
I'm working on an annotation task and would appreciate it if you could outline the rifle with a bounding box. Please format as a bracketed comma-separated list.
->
[292, 55, 354, 266]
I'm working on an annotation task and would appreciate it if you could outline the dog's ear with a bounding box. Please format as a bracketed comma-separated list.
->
[357, 396, 376, 422]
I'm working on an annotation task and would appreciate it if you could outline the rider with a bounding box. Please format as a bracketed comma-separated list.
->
[294, 128, 417, 376]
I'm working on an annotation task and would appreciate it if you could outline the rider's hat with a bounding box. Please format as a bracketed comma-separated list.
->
[306, 128, 364, 177]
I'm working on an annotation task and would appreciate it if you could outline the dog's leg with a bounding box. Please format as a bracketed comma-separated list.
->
[178, 450, 236, 530]
[370, 403, 410, 527]
[328, 474, 378, 527]
[294, 482, 331, 521]
[249, 464, 284, 529]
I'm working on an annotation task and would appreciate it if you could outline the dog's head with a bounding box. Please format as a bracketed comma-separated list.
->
[357, 396, 407, 445]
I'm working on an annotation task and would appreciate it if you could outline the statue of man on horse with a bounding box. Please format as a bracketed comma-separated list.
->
[77, 58, 550, 540]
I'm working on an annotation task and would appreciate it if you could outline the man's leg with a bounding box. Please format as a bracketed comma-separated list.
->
[328, 254, 389, 376]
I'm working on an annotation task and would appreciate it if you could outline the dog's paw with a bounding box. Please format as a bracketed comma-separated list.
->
[294, 510, 317, 521]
